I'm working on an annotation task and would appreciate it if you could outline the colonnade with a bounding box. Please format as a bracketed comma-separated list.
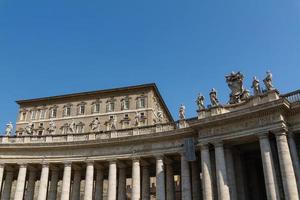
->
[0, 131, 299, 200]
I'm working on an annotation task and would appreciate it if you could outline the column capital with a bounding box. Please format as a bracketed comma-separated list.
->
[256, 132, 269, 139]
[17, 163, 27, 168]
[273, 130, 287, 137]
[154, 154, 164, 160]
[41, 162, 50, 168]
[108, 159, 117, 164]
[212, 141, 224, 148]
[199, 143, 210, 150]
[63, 161, 72, 167]
[85, 160, 94, 166]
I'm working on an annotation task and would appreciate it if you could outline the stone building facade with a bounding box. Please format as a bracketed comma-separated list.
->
[0, 72, 300, 200]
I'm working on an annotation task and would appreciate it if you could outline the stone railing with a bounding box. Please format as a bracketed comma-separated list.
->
[282, 90, 300, 103]
[0, 122, 177, 144]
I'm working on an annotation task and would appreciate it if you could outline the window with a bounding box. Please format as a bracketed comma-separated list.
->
[39, 109, 46, 119]
[140, 112, 145, 118]
[107, 101, 115, 112]
[124, 114, 129, 119]
[50, 108, 57, 118]
[137, 97, 146, 109]
[93, 103, 100, 113]
[121, 97, 130, 110]
[78, 105, 85, 115]
[30, 110, 37, 120]
[64, 106, 71, 117]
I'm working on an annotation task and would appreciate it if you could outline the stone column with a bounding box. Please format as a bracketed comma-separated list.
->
[275, 131, 299, 200]
[214, 142, 230, 200]
[118, 165, 126, 200]
[156, 155, 165, 200]
[61, 162, 72, 200]
[71, 168, 81, 200]
[258, 133, 280, 200]
[181, 154, 192, 200]
[84, 161, 94, 200]
[288, 132, 300, 196]
[37, 163, 49, 200]
[0, 164, 5, 194]
[14, 164, 27, 200]
[24, 168, 37, 200]
[166, 163, 175, 200]
[47, 168, 59, 200]
[132, 158, 141, 200]
[95, 166, 104, 200]
[234, 151, 246, 200]
[191, 161, 201, 200]
[1, 170, 14, 200]
[141, 165, 150, 200]
[201, 144, 213, 200]
[108, 160, 117, 200]
[225, 148, 237, 200]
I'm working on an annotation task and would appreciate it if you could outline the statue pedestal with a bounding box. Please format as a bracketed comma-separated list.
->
[178, 120, 188, 129]
[197, 109, 206, 119]
[210, 106, 229, 116]
[266, 89, 280, 101]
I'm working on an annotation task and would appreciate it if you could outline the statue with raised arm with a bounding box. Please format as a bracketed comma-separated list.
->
[179, 104, 186, 120]
[69, 120, 76, 133]
[90, 117, 100, 131]
[252, 76, 261, 95]
[210, 88, 219, 107]
[25, 123, 33, 135]
[196, 93, 205, 110]
[225, 71, 249, 104]
[263, 71, 274, 91]
[5, 122, 13, 136]
[48, 120, 56, 134]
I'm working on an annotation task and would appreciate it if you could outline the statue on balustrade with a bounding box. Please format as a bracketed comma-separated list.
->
[196, 93, 205, 110]
[25, 123, 34, 135]
[179, 104, 186, 120]
[225, 71, 249, 104]
[263, 71, 274, 91]
[209, 88, 219, 107]
[5, 122, 13, 136]
[90, 118, 100, 132]
[252, 76, 261, 95]
[69, 120, 76, 133]
[47, 120, 56, 134]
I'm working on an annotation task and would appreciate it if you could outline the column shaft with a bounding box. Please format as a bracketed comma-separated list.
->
[37, 164, 49, 200]
[288, 133, 300, 197]
[201, 145, 213, 200]
[118, 167, 126, 200]
[61, 163, 72, 200]
[14, 164, 27, 200]
[84, 162, 94, 200]
[141, 166, 150, 200]
[1, 171, 14, 200]
[181, 154, 192, 200]
[191, 161, 201, 200]
[214, 143, 230, 200]
[48, 169, 59, 200]
[225, 148, 238, 200]
[24, 169, 37, 200]
[132, 159, 141, 200]
[108, 161, 117, 200]
[0, 164, 4, 195]
[71, 169, 81, 200]
[156, 156, 165, 200]
[166, 164, 175, 200]
[95, 167, 104, 200]
[259, 134, 280, 200]
[276, 132, 299, 200]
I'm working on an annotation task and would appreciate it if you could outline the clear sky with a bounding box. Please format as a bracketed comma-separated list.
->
[0, 0, 299, 132]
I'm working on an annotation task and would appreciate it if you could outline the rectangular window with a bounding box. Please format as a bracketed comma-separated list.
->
[39, 110, 46, 119]
[20, 112, 26, 121]
[31, 110, 37, 120]
[107, 102, 115, 112]
[79, 105, 85, 115]
[140, 98, 145, 108]
[94, 103, 100, 113]
[50, 108, 57, 118]
[64, 107, 71, 117]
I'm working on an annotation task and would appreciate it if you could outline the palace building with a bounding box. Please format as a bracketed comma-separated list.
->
[0, 71, 300, 200]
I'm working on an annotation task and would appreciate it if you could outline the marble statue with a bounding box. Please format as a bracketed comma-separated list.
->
[90, 118, 100, 131]
[25, 123, 34, 135]
[263, 71, 274, 91]
[196, 93, 205, 110]
[179, 104, 186, 120]
[157, 110, 163, 122]
[48, 120, 56, 134]
[209, 88, 219, 107]
[134, 112, 140, 126]
[111, 117, 117, 130]
[252, 76, 261, 95]
[5, 122, 13, 136]
[225, 71, 249, 104]
[69, 120, 76, 133]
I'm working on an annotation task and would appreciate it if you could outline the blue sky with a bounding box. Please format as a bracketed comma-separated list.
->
[0, 0, 300, 132]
